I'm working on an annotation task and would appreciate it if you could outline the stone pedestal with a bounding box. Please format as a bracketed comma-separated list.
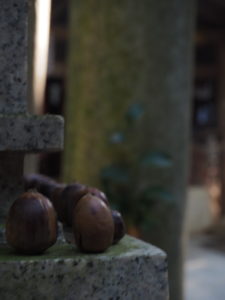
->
[0, 236, 169, 300]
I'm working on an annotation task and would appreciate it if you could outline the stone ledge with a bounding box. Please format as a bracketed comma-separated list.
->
[0, 235, 168, 300]
[0, 114, 64, 152]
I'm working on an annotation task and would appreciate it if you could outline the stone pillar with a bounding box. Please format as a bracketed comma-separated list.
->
[64, 1, 195, 299]
[0, 0, 28, 221]
[0, 0, 64, 224]
[0, 0, 28, 114]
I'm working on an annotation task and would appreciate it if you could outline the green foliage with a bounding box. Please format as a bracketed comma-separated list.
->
[101, 165, 129, 184]
[140, 152, 173, 168]
[109, 132, 125, 144]
[126, 103, 144, 123]
[142, 186, 174, 203]
[100, 102, 174, 230]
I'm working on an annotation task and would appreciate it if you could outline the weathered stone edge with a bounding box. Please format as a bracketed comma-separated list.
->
[0, 114, 64, 152]
[0, 236, 169, 300]
[0, 235, 167, 263]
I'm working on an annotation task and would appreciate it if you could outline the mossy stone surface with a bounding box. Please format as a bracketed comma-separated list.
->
[0, 235, 168, 300]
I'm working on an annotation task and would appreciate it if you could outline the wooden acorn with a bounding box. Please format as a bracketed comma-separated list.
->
[50, 183, 67, 220]
[59, 183, 88, 225]
[23, 173, 58, 199]
[58, 183, 110, 226]
[73, 194, 114, 253]
[6, 191, 57, 254]
[86, 187, 109, 206]
[111, 210, 125, 244]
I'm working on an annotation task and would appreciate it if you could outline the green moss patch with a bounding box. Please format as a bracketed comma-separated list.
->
[0, 236, 145, 262]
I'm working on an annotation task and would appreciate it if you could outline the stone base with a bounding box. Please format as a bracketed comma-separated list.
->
[0, 235, 168, 300]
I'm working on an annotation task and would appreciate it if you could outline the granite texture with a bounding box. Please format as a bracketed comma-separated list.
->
[0, 153, 24, 223]
[0, 235, 169, 300]
[0, 114, 64, 152]
[0, 113, 64, 224]
[0, 0, 28, 114]
[0, 0, 64, 228]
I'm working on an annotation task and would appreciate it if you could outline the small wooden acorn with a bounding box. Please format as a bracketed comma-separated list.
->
[58, 183, 110, 226]
[50, 183, 67, 220]
[73, 194, 114, 253]
[6, 191, 57, 254]
[23, 173, 58, 199]
[86, 187, 109, 206]
[111, 210, 125, 244]
[59, 183, 88, 225]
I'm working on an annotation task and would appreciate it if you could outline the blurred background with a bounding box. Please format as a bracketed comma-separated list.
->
[26, 0, 225, 299]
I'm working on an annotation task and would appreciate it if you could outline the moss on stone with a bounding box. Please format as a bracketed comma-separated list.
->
[0, 235, 168, 300]
[0, 236, 147, 262]
[0, 243, 74, 262]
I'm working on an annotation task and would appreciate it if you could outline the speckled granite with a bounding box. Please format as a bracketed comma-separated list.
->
[0, 235, 169, 300]
[0, 114, 64, 152]
[0, 0, 28, 114]
[0, 113, 64, 224]
[0, 153, 24, 223]
[0, 0, 64, 226]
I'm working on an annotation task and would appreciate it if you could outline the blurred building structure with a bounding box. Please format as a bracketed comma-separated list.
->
[190, 0, 225, 220]
[191, 0, 224, 182]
